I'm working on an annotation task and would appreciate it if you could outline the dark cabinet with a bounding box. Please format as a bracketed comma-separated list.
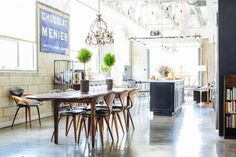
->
[150, 80, 184, 116]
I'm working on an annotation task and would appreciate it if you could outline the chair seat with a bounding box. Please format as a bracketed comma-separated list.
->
[112, 108, 122, 113]
[113, 105, 122, 109]
[59, 109, 86, 116]
[96, 104, 108, 109]
[18, 101, 40, 107]
[82, 110, 109, 117]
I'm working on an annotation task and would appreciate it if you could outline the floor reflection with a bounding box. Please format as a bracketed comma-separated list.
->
[1, 101, 236, 157]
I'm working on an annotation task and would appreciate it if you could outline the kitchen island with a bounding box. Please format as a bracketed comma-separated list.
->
[149, 80, 184, 116]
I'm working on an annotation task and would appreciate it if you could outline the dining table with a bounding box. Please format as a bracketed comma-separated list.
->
[25, 88, 131, 148]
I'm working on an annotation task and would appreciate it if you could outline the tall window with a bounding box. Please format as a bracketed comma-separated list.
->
[0, 37, 36, 71]
[0, 0, 36, 71]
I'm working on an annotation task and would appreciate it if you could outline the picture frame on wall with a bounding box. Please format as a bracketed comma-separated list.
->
[37, 2, 69, 55]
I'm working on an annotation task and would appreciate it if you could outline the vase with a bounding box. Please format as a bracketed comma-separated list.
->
[106, 79, 113, 90]
[80, 79, 89, 93]
[164, 72, 169, 77]
[160, 72, 168, 78]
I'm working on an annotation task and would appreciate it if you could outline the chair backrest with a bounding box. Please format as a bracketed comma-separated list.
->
[104, 92, 116, 114]
[9, 87, 27, 105]
[119, 90, 128, 109]
[9, 87, 24, 97]
[128, 89, 136, 108]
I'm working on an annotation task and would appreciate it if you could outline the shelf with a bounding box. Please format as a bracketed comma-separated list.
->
[225, 112, 236, 115]
[224, 75, 236, 138]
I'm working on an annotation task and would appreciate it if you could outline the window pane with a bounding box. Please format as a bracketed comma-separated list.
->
[0, 39, 17, 70]
[19, 41, 36, 70]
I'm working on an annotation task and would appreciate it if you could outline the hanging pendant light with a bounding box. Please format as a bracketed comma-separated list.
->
[85, 0, 114, 46]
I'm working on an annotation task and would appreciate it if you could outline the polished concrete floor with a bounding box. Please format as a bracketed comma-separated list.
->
[1, 100, 236, 157]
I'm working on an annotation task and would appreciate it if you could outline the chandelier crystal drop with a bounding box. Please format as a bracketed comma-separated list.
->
[85, 1, 114, 46]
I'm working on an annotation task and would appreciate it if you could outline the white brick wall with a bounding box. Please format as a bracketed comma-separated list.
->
[0, 52, 70, 128]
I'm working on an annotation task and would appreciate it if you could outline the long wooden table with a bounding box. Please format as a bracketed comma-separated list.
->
[26, 88, 129, 148]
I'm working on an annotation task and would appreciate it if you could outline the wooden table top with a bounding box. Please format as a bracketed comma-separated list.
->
[25, 88, 133, 101]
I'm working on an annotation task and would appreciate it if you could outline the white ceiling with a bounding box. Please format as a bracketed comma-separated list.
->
[40, 0, 218, 46]
[101, 0, 218, 44]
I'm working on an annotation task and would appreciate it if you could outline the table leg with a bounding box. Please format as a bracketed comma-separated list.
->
[126, 96, 130, 131]
[53, 100, 59, 144]
[90, 98, 95, 148]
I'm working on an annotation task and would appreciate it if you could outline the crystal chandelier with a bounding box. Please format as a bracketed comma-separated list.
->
[85, 0, 114, 46]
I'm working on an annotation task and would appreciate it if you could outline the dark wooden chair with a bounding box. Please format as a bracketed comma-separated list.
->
[49, 89, 86, 143]
[125, 89, 136, 131]
[9, 87, 41, 128]
[111, 90, 128, 138]
[78, 92, 115, 146]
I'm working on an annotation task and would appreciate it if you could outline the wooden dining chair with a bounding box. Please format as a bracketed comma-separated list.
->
[9, 87, 41, 128]
[50, 89, 86, 143]
[125, 89, 137, 131]
[111, 90, 128, 138]
[78, 92, 115, 146]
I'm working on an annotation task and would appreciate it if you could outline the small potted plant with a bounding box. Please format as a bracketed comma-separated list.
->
[158, 65, 172, 78]
[103, 52, 116, 90]
[77, 48, 92, 93]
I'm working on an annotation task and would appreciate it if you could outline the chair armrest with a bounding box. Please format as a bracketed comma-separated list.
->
[11, 95, 29, 106]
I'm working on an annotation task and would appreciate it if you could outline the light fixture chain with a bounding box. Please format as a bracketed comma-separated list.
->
[98, 0, 100, 14]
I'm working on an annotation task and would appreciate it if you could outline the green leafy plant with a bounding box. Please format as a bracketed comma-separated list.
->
[103, 53, 116, 78]
[101, 64, 110, 73]
[77, 48, 92, 79]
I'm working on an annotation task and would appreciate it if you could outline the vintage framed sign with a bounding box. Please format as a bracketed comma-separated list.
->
[37, 2, 69, 55]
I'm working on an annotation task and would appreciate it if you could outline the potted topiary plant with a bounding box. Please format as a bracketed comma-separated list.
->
[103, 52, 116, 90]
[77, 48, 92, 93]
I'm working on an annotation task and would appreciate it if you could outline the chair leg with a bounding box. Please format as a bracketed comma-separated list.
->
[11, 106, 21, 128]
[51, 116, 62, 142]
[25, 107, 28, 128]
[78, 117, 85, 143]
[65, 116, 69, 136]
[116, 113, 124, 134]
[87, 117, 91, 139]
[126, 109, 130, 131]
[98, 119, 104, 147]
[123, 110, 127, 131]
[128, 110, 135, 130]
[95, 118, 99, 135]
[76, 115, 81, 130]
[113, 113, 119, 139]
[28, 107, 32, 128]
[36, 105, 41, 126]
[104, 117, 114, 142]
[83, 117, 88, 138]
[111, 114, 114, 129]
[72, 115, 77, 143]
[66, 116, 75, 136]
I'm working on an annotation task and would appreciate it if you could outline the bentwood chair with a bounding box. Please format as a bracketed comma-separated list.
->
[78, 92, 115, 146]
[111, 90, 128, 138]
[50, 89, 85, 143]
[124, 89, 136, 131]
[9, 87, 41, 128]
